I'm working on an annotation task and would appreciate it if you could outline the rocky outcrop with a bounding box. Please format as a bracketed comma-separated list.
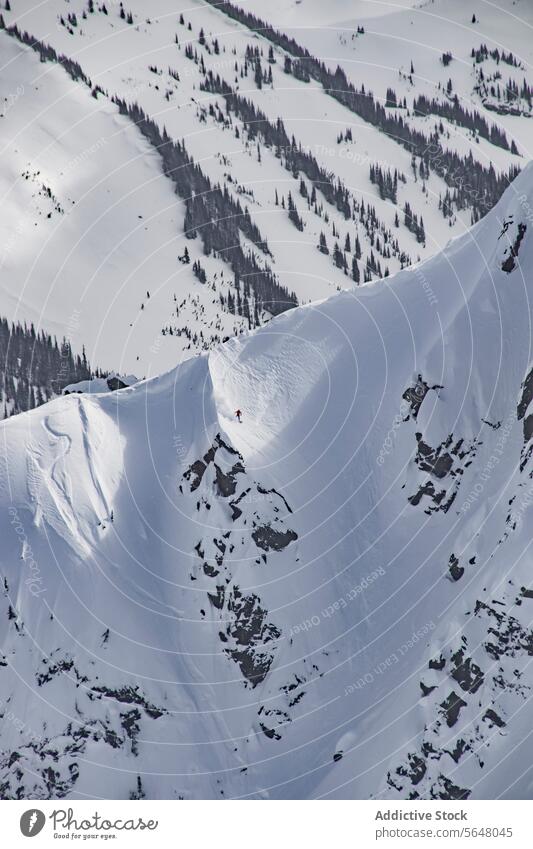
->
[501, 222, 526, 273]
[402, 375, 442, 420]
[181, 433, 298, 690]
[408, 432, 478, 514]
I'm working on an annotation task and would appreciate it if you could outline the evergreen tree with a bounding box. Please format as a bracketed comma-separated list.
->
[287, 192, 304, 231]
[0, 317, 94, 418]
[198, 0, 517, 219]
[254, 58, 262, 89]
[318, 232, 329, 254]
[333, 242, 344, 269]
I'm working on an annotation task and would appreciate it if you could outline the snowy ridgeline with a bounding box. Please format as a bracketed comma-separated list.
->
[1, 161, 533, 799]
[62, 373, 138, 395]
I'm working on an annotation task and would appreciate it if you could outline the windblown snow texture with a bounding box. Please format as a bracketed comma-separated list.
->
[1, 159, 533, 798]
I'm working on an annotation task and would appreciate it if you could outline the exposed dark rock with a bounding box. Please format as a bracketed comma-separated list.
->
[402, 376, 429, 419]
[229, 489, 250, 520]
[517, 367, 533, 421]
[183, 434, 244, 494]
[89, 685, 165, 719]
[501, 223, 526, 272]
[408, 480, 453, 512]
[402, 376, 443, 420]
[224, 587, 281, 686]
[184, 459, 207, 492]
[252, 524, 298, 552]
[475, 599, 533, 658]
[257, 484, 293, 513]
[397, 752, 427, 785]
[415, 433, 453, 479]
[121, 709, 141, 755]
[421, 741, 438, 758]
[517, 367, 533, 471]
[445, 738, 470, 764]
[207, 586, 225, 610]
[440, 691, 467, 727]
[179, 433, 304, 706]
[483, 708, 506, 728]
[409, 432, 476, 513]
[214, 461, 245, 497]
[36, 654, 89, 687]
[431, 775, 470, 800]
[448, 554, 464, 582]
[288, 690, 305, 707]
[106, 375, 128, 392]
[0, 689, 165, 798]
[260, 723, 281, 740]
[450, 649, 484, 693]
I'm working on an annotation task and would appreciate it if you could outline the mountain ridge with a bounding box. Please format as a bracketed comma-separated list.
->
[1, 159, 533, 798]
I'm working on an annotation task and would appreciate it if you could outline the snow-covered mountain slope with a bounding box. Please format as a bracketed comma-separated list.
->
[241, 0, 533, 138]
[0, 0, 528, 378]
[2, 160, 533, 799]
[0, 26, 237, 379]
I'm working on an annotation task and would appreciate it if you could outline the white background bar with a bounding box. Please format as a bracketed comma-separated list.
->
[2, 800, 532, 847]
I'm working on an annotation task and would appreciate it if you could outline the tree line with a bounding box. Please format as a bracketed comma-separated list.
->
[0, 318, 93, 418]
[0, 16, 297, 318]
[203, 0, 520, 222]
[412, 93, 512, 151]
[113, 97, 297, 315]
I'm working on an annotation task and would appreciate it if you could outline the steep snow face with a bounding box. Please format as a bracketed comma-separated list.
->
[2, 164, 533, 799]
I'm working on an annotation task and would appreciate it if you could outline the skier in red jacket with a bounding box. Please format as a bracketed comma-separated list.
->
[235, 409, 242, 423]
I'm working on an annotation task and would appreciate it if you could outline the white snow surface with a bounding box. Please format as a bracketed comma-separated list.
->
[2, 162, 533, 798]
[0, 0, 529, 377]
[62, 373, 138, 395]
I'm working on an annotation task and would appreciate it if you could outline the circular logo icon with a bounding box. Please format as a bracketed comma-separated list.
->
[20, 809, 46, 837]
